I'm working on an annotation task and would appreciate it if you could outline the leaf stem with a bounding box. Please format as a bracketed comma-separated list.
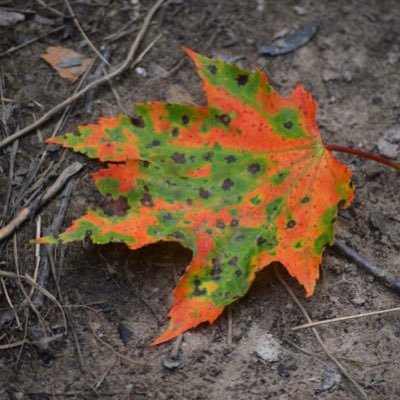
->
[325, 144, 400, 170]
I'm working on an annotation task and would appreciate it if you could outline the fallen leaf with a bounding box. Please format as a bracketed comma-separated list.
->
[39, 48, 354, 344]
[41, 46, 92, 83]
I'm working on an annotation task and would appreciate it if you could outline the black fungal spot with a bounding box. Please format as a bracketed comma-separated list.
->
[140, 193, 153, 207]
[217, 114, 231, 126]
[216, 220, 225, 229]
[222, 178, 234, 191]
[235, 269, 242, 277]
[230, 219, 239, 227]
[349, 181, 353, 188]
[284, 121, 293, 129]
[211, 258, 222, 276]
[182, 115, 190, 125]
[331, 217, 337, 223]
[287, 220, 296, 229]
[294, 242, 302, 249]
[163, 213, 172, 222]
[204, 152, 213, 161]
[236, 235, 245, 242]
[236, 74, 249, 86]
[207, 64, 217, 74]
[257, 236, 266, 246]
[186, 198, 193, 205]
[131, 116, 145, 128]
[199, 188, 210, 199]
[248, 163, 261, 174]
[193, 279, 206, 296]
[228, 257, 238, 266]
[338, 199, 346, 209]
[170, 231, 185, 240]
[151, 139, 161, 146]
[172, 127, 179, 137]
[301, 196, 310, 204]
[225, 155, 237, 163]
[171, 152, 186, 164]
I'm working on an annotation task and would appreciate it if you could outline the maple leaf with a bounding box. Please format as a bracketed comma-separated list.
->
[39, 48, 354, 345]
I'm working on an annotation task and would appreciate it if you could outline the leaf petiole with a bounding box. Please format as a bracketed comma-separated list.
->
[325, 144, 400, 170]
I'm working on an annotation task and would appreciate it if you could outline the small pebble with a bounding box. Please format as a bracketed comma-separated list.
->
[294, 6, 307, 15]
[118, 323, 133, 345]
[254, 333, 282, 362]
[351, 296, 366, 306]
[316, 368, 342, 393]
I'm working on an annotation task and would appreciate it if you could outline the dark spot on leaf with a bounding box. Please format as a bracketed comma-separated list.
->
[170, 231, 185, 240]
[217, 114, 231, 125]
[349, 181, 353, 188]
[331, 217, 337, 223]
[211, 258, 222, 276]
[207, 64, 217, 74]
[235, 269, 242, 277]
[225, 155, 237, 163]
[193, 279, 206, 296]
[140, 192, 153, 207]
[284, 121, 293, 129]
[228, 256, 238, 266]
[186, 198, 193, 205]
[142, 160, 150, 168]
[199, 188, 210, 199]
[171, 153, 186, 164]
[204, 152, 213, 161]
[248, 163, 261, 174]
[236, 74, 249, 86]
[216, 219, 225, 229]
[131, 116, 145, 128]
[230, 219, 239, 227]
[294, 241, 302, 249]
[182, 115, 190, 125]
[172, 127, 179, 137]
[236, 235, 245, 242]
[152, 139, 160, 146]
[301, 196, 310, 204]
[338, 199, 346, 209]
[163, 213, 172, 222]
[222, 178, 234, 191]
[287, 220, 296, 229]
[257, 236, 266, 246]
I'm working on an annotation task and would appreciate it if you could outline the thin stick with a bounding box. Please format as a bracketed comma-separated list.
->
[292, 306, 400, 331]
[0, 26, 65, 58]
[334, 240, 400, 293]
[0, 270, 67, 331]
[325, 144, 400, 170]
[0, 162, 83, 242]
[274, 266, 368, 400]
[63, 0, 110, 65]
[0, 0, 166, 149]
[0, 277, 21, 327]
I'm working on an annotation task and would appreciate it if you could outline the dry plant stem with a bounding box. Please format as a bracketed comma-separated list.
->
[274, 266, 368, 400]
[292, 306, 400, 331]
[63, 0, 110, 65]
[2, 139, 18, 223]
[325, 144, 400, 170]
[0, 26, 64, 58]
[0, 270, 67, 331]
[32, 178, 75, 307]
[334, 240, 400, 293]
[0, 162, 82, 242]
[35, 0, 65, 17]
[0, 0, 166, 150]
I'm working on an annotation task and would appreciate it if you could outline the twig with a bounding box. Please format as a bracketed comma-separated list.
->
[0, 162, 83, 242]
[85, 47, 112, 115]
[0, 26, 65, 58]
[292, 306, 400, 331]
[35, 0, 65, 17]
[274, 266, 368, 400]
[32, 178, 75, 307]
[1, 139, 18, 223]
[333, 240, 400, 293]
[94, 357, 118, 390]
[0, 277, 21, 327]
[0, 270, 67, 331]
[63, 0, 110, 65]
[0, 0, 166, 149]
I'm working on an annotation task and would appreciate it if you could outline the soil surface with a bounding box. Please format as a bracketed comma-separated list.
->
[1, 1, 399, 399]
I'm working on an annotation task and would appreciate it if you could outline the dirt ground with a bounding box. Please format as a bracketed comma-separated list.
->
[0, 0, 399, 399]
